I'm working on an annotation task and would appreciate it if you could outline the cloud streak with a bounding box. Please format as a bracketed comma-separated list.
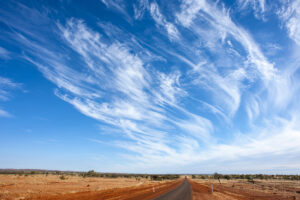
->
[277, 0, 300, 45]
[149, 2, 180, 41]
[0, 76, 20, 101]
[0, 76, 21, 117]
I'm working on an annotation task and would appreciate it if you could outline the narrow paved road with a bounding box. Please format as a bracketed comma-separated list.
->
[153, 179, 192, 200]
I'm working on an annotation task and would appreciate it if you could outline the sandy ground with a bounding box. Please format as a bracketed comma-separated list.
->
[0, 174, 181, 200]
[190, 179, 300, 200]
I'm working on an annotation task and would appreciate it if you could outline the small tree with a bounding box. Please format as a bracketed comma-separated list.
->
[247, 176, 254, 184]
[86, 170, 97, 177]
[151, 175, 159, 181]
[213, 173, 222, 184]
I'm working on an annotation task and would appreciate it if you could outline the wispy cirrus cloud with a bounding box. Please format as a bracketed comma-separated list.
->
[238, 0, 266, 20]
[5, 11, 212, 168]
[0, 109, 12, 117]
[0, 47, 10, 59]
[149, 2, 180, 41]
[176, 0, 275, 79]
[54, 19, 214, 161]
[0, 76, 20, 101]
[174, 0, 276, 119]
[277, 0, 300, 45]
[133, 0, 149, 20]
[0, 76, 21, 117]
[100, 0, 132, 22]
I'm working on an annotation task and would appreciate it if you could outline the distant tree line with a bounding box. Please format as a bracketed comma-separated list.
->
[150, 175, 180, 181]
[79, 170, 179, 180]
[0, 169, 180, 180]
[1, 169, 299, 181]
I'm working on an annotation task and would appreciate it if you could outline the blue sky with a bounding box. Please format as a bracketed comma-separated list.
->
[1, 0, 300, 174]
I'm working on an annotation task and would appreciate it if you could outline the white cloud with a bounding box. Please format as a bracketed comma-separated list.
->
[0, 76, 20, 118]
[176, 0, 275, 79]
[191, 62, 244, 116]
[203, 117, 300, 163]
[171, 0, 281, 123]
[277, 0, 300, 45]
[0, 76, 20, 101]
[0, 47, 10, 59]
[149, 2, 180, 41]
[238, 0, 266, 19]
[246, 95, 260, 123]
[154, 71, 185, 104]
[133, 0, 149, 20]
[100, 0, 132, 22]
[175, 116, 213, 141]
[0, 109, 12, 117]
[120, 114, 300, 173]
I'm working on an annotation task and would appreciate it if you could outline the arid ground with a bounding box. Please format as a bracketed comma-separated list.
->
[190, 178, 300, 200]
[1, 175, 300, 200]
[0, 174, 181, 200]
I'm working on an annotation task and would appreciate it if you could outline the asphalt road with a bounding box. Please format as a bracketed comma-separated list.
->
[152, 179, 192, 200]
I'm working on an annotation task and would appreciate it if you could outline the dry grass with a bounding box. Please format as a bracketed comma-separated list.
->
[191, 178, 300, 199]
[0, 174, 162, 200]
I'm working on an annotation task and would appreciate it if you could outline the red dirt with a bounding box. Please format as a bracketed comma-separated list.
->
[190, 179, 300, 200]
[2, 175, 300, 200]
[25, 179, 183, 200]
[0, 175, 183, 200]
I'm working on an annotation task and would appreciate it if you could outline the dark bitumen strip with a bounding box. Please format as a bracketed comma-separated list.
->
[152, 179, 192, 200]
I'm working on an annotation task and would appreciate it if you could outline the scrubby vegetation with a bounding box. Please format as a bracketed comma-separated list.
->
[1, 169, 299, 181]
[0, 169, 180, 181]
[150, 174, 180, 181]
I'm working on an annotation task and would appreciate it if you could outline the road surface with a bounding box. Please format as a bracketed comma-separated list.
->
[153, 179, 192, 200]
